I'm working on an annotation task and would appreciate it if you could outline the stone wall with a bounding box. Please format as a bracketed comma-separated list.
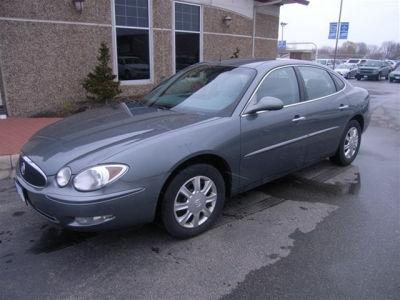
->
[0, 0, 280, 116]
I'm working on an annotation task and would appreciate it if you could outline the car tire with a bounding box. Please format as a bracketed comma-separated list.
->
[389, 78, 393, 83]
[161, 164, 225, 239]
[356, 75, 361, 81]
[330, 120, 362, 166]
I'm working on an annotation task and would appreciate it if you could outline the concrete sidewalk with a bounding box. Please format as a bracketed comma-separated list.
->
[0, 117, 60, 179]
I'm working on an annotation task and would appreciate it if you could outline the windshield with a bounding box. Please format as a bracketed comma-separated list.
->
[347, 59, 359, 63]
[317, 60, 327, 65]
[142, 65, 255, 115]
[363, 60, 382, 67]
[337, 63, 354, 69]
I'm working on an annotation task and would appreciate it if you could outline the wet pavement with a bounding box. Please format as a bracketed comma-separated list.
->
[0, 79, 399, 299]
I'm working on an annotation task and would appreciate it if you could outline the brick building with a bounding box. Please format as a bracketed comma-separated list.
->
[0, 0, 307, 116]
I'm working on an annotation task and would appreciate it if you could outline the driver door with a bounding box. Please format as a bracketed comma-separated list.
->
[240, 67, 309, 190]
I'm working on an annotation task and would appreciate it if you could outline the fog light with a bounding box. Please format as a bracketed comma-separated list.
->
[74, 215, 114, 226]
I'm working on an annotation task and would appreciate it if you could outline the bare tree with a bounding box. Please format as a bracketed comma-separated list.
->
[380, 41, 400, 60]
[367, 45, 384, 59]
[355, 42, 368, 57]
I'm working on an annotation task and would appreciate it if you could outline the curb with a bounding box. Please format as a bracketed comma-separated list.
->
[0, 154, 19, 180]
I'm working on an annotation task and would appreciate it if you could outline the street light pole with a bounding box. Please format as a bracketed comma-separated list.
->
[333, 0, 343, 69]
[280, 22, 288, 42]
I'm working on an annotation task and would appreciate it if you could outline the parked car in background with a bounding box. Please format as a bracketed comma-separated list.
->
[15, 59, 370, 238]
[384, 60, 397, 71]
[316, 59, 334, 68]
[118, 56, 149, 80]
[355, 60, 391, 81]
[346, 58, 367, 65]
[389, 65, 400, 83]
[334, 63, 358, 79]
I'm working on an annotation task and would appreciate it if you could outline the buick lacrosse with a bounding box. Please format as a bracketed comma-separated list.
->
[15, 59, 370, 238]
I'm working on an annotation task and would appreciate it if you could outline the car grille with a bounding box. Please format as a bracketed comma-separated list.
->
[19, 156, 47, 187]
[359, 69, 374, 74]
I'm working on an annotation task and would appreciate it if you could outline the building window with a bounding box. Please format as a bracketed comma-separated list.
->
[114, 0, 151, 81]
[174, 2, 201, 72]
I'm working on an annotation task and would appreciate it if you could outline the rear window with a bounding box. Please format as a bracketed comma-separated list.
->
[298, 67, 337, 100]
[331, 73, 345, 90]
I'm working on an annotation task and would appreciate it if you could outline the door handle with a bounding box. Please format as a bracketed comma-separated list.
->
[338, 104, 349, 110]
[292, 115, 306, 122]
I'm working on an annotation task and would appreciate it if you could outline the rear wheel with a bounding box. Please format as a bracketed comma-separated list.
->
[330, 120, 361, 166]
[161, 164, 225, 238]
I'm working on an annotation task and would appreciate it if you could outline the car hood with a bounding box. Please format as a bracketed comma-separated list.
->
[390, 70, 400, 75]
[359, 66, 379, 70]
[335, 68, 350, 72]
[22, 102, 213, 175]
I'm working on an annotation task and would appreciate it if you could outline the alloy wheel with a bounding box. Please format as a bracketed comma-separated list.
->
[344, 127, 359, 159]
[173, 176, 217, 228]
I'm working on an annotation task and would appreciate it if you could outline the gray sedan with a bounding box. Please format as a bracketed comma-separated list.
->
[15, 59, 370, 238]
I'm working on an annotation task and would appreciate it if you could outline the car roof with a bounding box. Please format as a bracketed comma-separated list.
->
[207, 58, 324, 71]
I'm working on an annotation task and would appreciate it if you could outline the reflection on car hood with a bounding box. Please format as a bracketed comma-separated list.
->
[22, 102, 212, 174]
[359, 66, 379, 70]
[335, 68, 350, 72]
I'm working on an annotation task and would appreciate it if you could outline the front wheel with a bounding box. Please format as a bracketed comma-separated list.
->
[161, 164, 225, 238]
[330, 120, 362, 166]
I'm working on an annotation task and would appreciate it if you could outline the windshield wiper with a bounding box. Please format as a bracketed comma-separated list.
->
[154, 104, 171, 110]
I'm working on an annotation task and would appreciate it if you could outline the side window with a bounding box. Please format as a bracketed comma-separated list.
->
[298, 67, 337, 100]
[255, 67, 300, 106]
[331, 73, 345, 91]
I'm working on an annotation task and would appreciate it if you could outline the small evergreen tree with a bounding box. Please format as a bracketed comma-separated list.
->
[82, 42, 121, 104]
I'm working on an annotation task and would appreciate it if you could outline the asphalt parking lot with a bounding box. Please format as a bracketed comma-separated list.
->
[0, 79, 399, 299]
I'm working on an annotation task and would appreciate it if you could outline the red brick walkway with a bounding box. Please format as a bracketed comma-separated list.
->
[0, 118, 60, 155]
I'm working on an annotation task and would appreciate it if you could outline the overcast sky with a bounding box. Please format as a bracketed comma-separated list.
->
[278, 0, 400, 48]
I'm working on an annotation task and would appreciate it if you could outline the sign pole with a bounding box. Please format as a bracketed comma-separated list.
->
[333, 0, 343, 69]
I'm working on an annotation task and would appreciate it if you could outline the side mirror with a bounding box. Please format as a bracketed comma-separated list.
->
[244, 96, 284, 115]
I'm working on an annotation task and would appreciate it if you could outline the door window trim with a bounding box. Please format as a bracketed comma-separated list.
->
[241, 64, 348, 116]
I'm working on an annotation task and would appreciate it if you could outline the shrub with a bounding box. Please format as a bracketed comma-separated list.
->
[82, 42, 121, 104]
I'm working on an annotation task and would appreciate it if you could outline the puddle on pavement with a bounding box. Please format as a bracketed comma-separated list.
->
[28, 227, 97, 254]
[215, 191, 286, 227]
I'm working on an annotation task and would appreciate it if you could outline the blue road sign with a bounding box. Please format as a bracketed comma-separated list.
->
[339, 22, 349, 39]
[329, 22, 349, 39]
[278, 40, 286, 49]
[329, 22, 337, 39]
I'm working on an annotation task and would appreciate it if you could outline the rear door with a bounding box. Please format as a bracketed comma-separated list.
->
[240, 66, 308, 189]
[295, 66, 352, 164]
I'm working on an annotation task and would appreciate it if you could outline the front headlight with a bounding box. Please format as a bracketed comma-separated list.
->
[56, 167, 72, 187]
[73, 164, 129, 192]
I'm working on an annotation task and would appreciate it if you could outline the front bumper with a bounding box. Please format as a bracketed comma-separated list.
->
[389, 74, 400, 82]
[356, 71, 379, 79]
[15, 173, 163, 231]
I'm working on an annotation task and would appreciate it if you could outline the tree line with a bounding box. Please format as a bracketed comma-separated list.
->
[318, 41, 400, 60]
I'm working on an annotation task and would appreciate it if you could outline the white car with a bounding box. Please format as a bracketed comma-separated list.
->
[346, 58, 367, 65]
[118, 56, 149, 80]
[316, 59, 334, 69]
[334, 63, 358, 79]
